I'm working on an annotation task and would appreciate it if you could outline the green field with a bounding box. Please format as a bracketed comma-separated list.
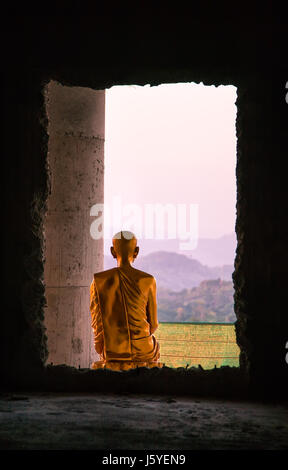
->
[155, 322, 240, 369]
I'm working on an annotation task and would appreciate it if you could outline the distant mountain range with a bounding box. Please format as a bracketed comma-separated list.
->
[104, 250, 234, 292]
[157, 279, 235, 323]
[185, 233, 236, 267]
[104, 233, 236, 267]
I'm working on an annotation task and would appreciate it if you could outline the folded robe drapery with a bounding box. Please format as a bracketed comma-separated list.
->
[90, 266, 162, 370]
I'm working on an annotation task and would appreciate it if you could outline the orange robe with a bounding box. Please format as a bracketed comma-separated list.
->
[90, 266, 162, 370]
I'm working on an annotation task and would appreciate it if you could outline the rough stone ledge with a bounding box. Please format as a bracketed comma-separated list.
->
[2, 364, 253, 400]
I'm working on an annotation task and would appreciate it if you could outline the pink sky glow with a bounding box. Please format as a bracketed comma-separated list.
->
[104, 82, 237, 248]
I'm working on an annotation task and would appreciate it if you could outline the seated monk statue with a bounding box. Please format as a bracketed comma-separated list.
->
[90, 230, 163, 371]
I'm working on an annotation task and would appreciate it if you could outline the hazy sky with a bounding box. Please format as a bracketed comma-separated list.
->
[104, 82, 237, 247]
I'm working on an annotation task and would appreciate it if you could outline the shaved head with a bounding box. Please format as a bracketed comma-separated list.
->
[112, 231, 137, 256]
[112, 230, 137, 242]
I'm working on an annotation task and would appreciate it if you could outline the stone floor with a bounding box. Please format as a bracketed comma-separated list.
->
[0, 392, 287, 450]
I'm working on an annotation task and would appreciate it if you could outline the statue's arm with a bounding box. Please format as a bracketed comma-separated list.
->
[90, 278, 104, 357]
[146, 276, 159, 334]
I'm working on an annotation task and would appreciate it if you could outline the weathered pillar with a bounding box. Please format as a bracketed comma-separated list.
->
[44, 81, 105, 368]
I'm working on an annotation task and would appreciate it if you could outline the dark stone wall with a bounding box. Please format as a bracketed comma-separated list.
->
[2, 13, 287, 398]
[2, 72, 50, 385]
[234, 77, 288, 396]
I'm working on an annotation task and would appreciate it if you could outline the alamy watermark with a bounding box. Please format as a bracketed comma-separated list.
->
[90, 196, 199, 251]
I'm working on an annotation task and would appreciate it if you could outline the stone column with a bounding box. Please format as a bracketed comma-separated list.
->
[44, 81, 105, 368]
